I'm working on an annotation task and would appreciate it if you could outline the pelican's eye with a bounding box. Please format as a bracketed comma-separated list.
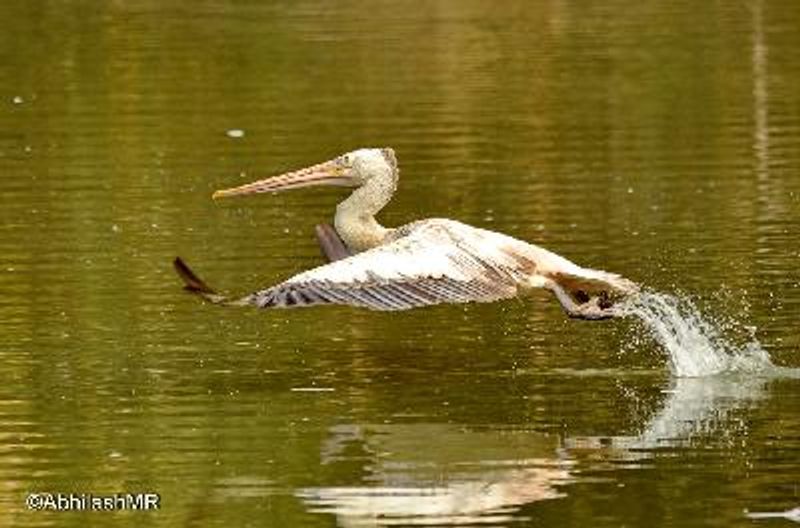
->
[333, 156, 349, 172]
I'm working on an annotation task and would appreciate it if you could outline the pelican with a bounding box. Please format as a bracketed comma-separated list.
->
[174, 148, 637, 319]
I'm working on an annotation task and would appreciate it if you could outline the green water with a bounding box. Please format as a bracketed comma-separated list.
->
[1, 1, 799, 526]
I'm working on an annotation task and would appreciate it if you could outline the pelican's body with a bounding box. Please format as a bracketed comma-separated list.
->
[175, 148, 637, 319]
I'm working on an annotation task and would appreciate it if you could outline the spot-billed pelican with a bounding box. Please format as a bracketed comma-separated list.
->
[174, 148, 637, 319]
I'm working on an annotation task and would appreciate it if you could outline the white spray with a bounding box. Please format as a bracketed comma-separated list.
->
[619, 291, 775, 377]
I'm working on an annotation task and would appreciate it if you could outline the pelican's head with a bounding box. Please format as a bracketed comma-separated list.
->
[212, 148, 397, 199]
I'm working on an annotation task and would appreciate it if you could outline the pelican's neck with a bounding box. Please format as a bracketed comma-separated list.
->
[335, 174, 396, 252]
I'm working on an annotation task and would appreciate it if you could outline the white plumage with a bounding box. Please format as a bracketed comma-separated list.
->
[176, 148, 637, 319]
[243, 218, 636, 313]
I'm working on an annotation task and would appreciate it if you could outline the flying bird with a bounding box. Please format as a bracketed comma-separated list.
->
[174, 148, 637, 319]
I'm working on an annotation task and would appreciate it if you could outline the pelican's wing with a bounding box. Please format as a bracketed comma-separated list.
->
[242, 220, 532, 311]
[314, 223, 352, 262]
[174, 219, 637, 312]
[517, 243, 639, 296]
[549, 267, 638, 297]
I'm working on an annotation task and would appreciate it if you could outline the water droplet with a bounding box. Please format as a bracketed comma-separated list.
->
[620, 291, 773, 376]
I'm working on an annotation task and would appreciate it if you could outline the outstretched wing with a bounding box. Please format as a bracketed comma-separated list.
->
[523, 247, 639, 297]
[174, 218, 637, 312]
[242, 220, 534, 311]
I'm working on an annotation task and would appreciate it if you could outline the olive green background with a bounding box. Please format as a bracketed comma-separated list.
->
[1, 1, 798, 526]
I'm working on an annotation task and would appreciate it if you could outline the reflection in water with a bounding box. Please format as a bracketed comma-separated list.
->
[751, 0, 770, 181]
[565, 374, 770, 460]
[299, 424, 570, 526]
[747, 506, 800, 522]
[300, 472, 562, 527]
[300, 374, 777, 526]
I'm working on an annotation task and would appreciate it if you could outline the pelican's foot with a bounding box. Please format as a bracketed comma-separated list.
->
[597, 291, 613, 310]
[567, 290, 616, 319]
[547, 281, 622, 321]
[569, 296, 619, 320]
[574, 289, 591, 304]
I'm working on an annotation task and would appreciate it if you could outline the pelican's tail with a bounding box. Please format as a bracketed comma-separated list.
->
[173, 257, 243, 305]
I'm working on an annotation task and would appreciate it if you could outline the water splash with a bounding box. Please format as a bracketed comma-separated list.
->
[619, 291, 775, 377]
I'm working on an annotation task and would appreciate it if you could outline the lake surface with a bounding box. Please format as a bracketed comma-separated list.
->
[1, 1, 799, 526]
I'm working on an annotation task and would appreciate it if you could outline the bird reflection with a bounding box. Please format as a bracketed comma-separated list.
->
[298, 375, 773, 527]
[299, 424, 570, 527]
[564, 374, 769, 460]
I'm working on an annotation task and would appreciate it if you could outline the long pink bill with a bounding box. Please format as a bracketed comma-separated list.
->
[212, 160, 354, 199]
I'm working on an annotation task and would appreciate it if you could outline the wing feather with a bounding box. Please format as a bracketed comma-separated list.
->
[242, 220, 528, 311]
[176, 219, 636, 311]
